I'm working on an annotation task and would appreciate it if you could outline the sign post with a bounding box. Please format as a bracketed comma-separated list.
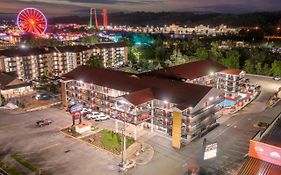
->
[70, 104, 83, 125]
[203, 142, 218, 160]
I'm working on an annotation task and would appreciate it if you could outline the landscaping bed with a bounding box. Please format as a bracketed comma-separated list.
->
[0, 160, 21, 175]
[61, 126, 82, 138]
[82, 129, 135, 155]
[11, 154, 41, 175]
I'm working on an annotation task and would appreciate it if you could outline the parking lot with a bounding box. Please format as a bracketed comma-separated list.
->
[0, 108, 122, 175]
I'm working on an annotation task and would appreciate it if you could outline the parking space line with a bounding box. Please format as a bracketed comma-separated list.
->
[39, 143, 60, 152]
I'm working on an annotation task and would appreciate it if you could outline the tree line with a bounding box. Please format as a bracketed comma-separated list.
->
[125, 36, 281, 76]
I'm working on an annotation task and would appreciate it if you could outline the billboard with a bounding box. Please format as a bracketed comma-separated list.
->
[204, 142, 217, 160]
[249, 140, 281, 166]
[70, 104, 83, 114]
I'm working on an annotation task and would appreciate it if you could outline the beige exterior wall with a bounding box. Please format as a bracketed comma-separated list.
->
[0, 45, 128, 81]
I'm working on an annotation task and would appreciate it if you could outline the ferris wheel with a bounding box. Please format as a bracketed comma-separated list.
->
[17, 8, 47, 35]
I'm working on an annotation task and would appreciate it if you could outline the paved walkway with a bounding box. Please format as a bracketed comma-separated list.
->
[127, 142, 154, 165]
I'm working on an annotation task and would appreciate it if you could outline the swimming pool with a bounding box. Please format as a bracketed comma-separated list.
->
[220, 94, 247, 108]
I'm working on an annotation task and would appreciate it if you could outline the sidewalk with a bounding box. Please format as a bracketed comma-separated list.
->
[127, 142, 154, 165]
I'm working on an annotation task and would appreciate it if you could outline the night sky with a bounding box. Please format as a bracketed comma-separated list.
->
[0, 0, 281, 16]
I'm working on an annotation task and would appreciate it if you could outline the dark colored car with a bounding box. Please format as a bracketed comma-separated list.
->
[36, 119, 53, 127]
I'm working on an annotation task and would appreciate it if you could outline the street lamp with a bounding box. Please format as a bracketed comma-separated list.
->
[119, 100, 128, 166]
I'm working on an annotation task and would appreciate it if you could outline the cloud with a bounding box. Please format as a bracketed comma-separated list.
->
[0, 0, 280, 16]
[67, 0, 163, 5]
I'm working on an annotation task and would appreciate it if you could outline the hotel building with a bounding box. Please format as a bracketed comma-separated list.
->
[141, 60, 245, 98]
[0, 42, 128, 81]
[61, 61, 233, 147]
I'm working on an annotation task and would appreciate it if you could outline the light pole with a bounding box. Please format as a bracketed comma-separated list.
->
[120, 100, 128, 166]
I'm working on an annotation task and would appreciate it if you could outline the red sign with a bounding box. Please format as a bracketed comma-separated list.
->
[72, 112, 81, 119]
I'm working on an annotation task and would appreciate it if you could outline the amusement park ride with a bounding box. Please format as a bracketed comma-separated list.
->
[17, 8, 47, 35]
[89, 8, 108, 28]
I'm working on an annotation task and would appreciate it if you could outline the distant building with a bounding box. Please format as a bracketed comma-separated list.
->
[238, 113, 281, 174]
[0, 42, 128, 81]
[0, 71, 32, 99]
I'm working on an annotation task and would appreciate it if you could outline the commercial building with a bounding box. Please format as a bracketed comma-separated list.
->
[238, 113, 281, 175]
[0, 71, 32, 99]
[61, 61, 230, 147]
[0, 42, 128, 81]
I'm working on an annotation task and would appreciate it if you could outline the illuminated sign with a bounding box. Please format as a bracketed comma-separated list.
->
[255, 146, 264, 152]
[204, 143, 217, 160]
[70, 104, 83, 114]
[270, 152, 281, 159]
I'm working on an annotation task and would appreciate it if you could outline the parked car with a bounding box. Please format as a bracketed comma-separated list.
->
[85, 112, 99, 120]
[119, 160, 136, 172]
[95, 113, 110, 121]
[36, 119, 53, 127]
[273, 77, 281, 81]
[81, 108, 92, 114]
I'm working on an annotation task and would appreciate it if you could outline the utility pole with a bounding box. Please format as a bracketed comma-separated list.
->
[120, 103, 128, 166]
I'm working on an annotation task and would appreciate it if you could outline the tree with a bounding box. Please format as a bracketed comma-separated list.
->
[271, 60, 281, 76]
[195, 47, 208, 60]
[210, 42, 223, 61]
[81, 35, 98, 45]
[262, 63, 271, 76]
[155, 63, 163, 70]
[255, 62, 262, 75]
[147, 60, 155, 70]
[243, 59, 256, 74]
[86, 55, 104, 68]
[223, 50, 240, 69]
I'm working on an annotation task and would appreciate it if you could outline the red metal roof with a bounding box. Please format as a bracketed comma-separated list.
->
[219, 69, 242, 75]
[62, 65, 213, 109]
[122, 88, 155, 106]
[238, 157, 281, 175]
[141, 60, 226, 80]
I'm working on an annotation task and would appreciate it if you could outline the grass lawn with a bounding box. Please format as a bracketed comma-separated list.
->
[0, 160, 21, 175]
[11, 154, 41, 175]
[86, 129, 135, 155]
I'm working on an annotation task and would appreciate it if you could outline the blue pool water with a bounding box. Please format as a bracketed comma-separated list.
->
[220, 99, 237, 107]
[220, 95, 246, 108]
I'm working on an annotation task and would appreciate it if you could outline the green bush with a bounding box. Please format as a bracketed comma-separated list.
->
[11, 154, 41, 175]
[0, 160, 21, 175]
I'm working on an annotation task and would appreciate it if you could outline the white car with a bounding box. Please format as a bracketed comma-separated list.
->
[85, 112, 99, 120]
[95, 113, 110, 121]
[273, 77, 281, 81]
[119, 160, 136, 172]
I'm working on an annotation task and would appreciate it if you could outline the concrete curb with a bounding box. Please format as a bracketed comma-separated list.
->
[246, 73, 273, 79]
